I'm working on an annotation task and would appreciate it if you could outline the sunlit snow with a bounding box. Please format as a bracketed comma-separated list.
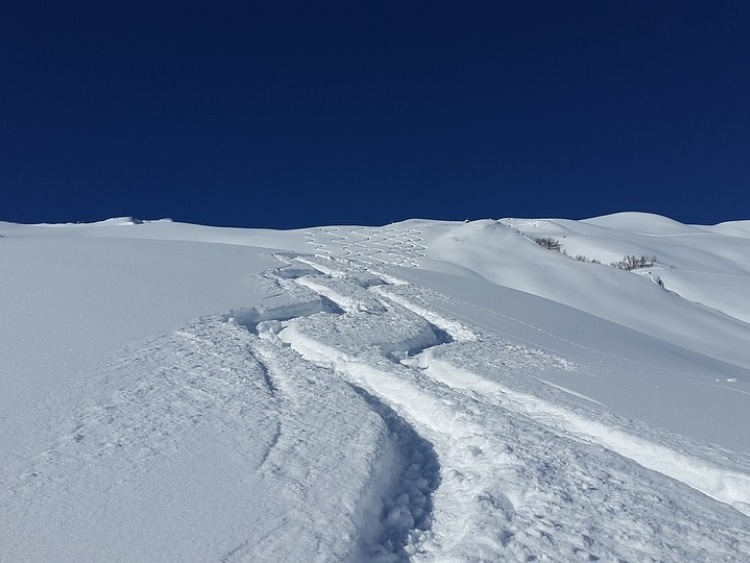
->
[1, 214, 749, 561]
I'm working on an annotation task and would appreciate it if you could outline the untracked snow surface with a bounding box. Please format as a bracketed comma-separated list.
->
[1, 214, 749, 562]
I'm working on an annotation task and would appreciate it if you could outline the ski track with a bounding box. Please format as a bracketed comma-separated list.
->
[257, 251, 750, 561]
[5, 222, 750, 561]
[303, 225, 426, 268]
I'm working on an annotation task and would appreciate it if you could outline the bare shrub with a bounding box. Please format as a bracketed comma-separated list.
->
[574, 255, 600, 264]
[532, 238, 656, 272]
[610, 255, 657, 271]
[533, 237, 563, 252]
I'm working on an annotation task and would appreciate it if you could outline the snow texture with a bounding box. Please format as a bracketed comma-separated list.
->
[1, 214, 749, 561]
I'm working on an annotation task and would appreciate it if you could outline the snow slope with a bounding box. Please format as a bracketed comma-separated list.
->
[1, 215, 749, 561]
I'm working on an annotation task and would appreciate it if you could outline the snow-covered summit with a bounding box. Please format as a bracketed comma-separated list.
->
[1, 214, 749, 561]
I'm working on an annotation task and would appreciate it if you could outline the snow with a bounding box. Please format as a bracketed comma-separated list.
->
[1, 214, 749, 561]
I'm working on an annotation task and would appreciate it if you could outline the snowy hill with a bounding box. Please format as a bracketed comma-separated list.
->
[1, 214, 749, 561]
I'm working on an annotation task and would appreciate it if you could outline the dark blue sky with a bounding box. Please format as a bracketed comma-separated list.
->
[2, 1, 749, 228]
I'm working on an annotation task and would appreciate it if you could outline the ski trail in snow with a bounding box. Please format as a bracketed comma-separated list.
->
[346, 386, 441, 561]
[366, 282, 750, 517]
[222, 335, 432, 563]
[256, 253, 750, 561]
[302, 224, 427, 268]
[231, 265, 443, 561]
[419, 351, 750, 517]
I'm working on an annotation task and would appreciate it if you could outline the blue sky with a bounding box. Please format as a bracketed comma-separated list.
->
[2, 1, 748, 228]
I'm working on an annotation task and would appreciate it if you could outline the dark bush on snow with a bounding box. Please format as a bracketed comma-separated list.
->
[533, 237, 563, 252]
[531, 237, 657, 272]
[610, 255, 657, 271]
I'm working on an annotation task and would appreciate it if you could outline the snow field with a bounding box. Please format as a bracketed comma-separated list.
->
[2, 215, 750, 561]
